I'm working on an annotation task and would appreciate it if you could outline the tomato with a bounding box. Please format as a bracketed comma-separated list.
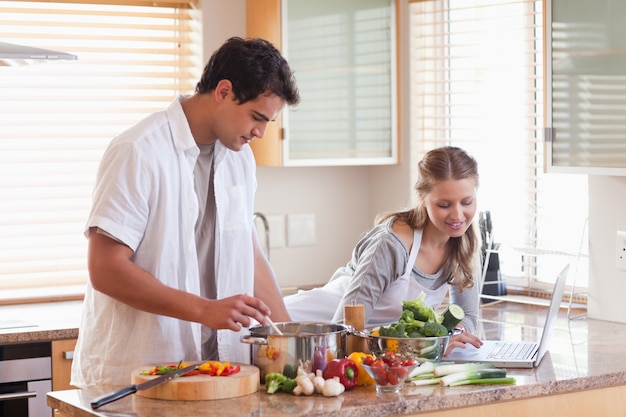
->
[401, 358, 417, 366]
[371, 358, 386, 368]
[386, 370, 400, 385]
[372, 366, 388, 385]
[381, 351, 397, 365]
[394, 366, 409, 379]
[362, 355, 374, 366]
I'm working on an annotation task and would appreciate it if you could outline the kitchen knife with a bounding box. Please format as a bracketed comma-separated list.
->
[90, 361, 202, 409]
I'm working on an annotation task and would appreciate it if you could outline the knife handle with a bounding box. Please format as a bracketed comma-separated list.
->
[90, 384, 138, 409]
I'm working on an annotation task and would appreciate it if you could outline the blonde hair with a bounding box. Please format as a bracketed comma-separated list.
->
[377, 146, 479, 290]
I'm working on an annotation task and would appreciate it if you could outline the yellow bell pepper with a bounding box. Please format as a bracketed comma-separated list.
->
[386, 338, 399, 352]
[347, 352, 376, 386]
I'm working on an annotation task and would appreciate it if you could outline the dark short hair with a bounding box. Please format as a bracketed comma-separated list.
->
[196, 37, 300, 106]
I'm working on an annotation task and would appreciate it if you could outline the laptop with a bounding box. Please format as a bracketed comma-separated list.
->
[445, 264, 569, 368]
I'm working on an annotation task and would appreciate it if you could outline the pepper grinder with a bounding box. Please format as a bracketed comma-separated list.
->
[344, 301, 366, 355]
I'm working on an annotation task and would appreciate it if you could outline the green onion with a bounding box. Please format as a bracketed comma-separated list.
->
[440, 368, 507, 386]
[433, 362, 494, 377]
[410, 377, 442, 386]
[410, 373, 435, 380]
[408, 361, 435, 378]
[448, 377, 516, 387]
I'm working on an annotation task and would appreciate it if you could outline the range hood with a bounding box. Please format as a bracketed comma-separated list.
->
[0, 42, 77, 67]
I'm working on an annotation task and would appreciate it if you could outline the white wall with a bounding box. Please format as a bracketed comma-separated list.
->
[588, 176, 626, 322]
[202, 1, 625, 324]
[201, 0, 413, 289]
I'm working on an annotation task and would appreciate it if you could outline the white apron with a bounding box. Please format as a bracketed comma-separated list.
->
[284, 229, 449, 327]
[366, 229, 448, 327]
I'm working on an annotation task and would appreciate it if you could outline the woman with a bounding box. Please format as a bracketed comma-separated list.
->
[284, 146, 483, 353]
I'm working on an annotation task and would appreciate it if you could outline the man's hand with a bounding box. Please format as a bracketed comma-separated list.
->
[201, 294, 271, 331]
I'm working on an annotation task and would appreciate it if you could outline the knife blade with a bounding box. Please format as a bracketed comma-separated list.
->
[90, 361, 202, 409]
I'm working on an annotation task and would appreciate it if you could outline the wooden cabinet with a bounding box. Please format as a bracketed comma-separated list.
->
[246, 0, 284, 166]
[51, 338, 77, 391]
[246, 0, 399, 167]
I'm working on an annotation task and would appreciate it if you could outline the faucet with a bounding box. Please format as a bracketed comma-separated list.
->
[253, 212, 270, 260]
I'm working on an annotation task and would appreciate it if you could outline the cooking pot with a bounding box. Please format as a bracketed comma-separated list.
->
[241, 322, 350, 382]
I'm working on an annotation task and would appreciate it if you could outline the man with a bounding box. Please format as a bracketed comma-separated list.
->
[71, 37, 300, 387]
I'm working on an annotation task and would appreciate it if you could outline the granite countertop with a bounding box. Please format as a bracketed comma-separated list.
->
[45, 302, 626, 417]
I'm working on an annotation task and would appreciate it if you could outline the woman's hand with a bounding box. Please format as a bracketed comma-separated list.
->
[444, 327, 483, 356]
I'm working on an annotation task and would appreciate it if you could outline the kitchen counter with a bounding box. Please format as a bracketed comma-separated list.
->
[46, 302, 626, 417]
[0, 300, 82, 344]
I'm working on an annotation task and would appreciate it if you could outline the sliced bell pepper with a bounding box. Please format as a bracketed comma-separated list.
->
[141, 360, 240, 377]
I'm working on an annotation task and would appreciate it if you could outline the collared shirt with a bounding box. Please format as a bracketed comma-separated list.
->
[71, 97, 256, 387]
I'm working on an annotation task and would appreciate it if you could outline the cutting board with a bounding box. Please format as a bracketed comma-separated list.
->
[131, 363, 259, 401]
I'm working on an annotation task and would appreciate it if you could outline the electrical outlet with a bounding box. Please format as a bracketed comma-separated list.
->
[616, 230, 626, 271]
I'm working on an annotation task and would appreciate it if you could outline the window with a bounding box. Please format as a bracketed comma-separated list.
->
[0, 1, 201, 299]
[547, 0, 626, 175]
[409, 0, 589, 290]
[283, 0, 397, 165]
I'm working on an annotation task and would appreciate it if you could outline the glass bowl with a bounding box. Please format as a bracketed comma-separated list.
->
[361, 362, 418, 393]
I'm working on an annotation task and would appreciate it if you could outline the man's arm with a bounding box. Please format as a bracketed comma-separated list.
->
[87, 230, 270, 331]
[251, 227, 292, 322]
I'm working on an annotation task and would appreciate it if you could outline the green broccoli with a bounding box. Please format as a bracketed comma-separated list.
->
[280, 377, 297, 393]
[399, 309, 415, 323]
[379, 321, 407, 337]
[407, 329, 423, 338]
[264, 372, 297, 394]
[420, 321, 449, 337]
[399, 308, 425, 336]
[402, 292, 437, 323]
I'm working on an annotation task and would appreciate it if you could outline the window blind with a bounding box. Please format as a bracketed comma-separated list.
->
[0, 0, 201, 295]
[409, 0, 589, 288]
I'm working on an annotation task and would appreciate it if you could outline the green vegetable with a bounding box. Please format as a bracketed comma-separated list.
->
[399, 310, 426, 336]
[433, 362, 495, 377]
[379, 321, 406, 337]
[281, 377, 297, 393]
[264, 372, 297, 394]
[376, 292, 466, 339]
[407, 362, 515, 387]
[441, 304, 465, 331]
[410, 377, 441, 386]
[402, 293, 437, 323]
[282, 364, 297, 379]
[448, 377, 516, 387]
[440, 368, 508, 386]
[420, 322, 448, 337]
[408, 361, 435, 379]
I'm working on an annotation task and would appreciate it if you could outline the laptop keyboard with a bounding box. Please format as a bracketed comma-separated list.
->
[488, 342, 536, 360]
